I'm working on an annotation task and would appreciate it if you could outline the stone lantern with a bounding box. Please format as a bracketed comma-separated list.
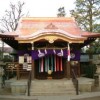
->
[0, 66, 4, 88]
[96, 65, 100, 74]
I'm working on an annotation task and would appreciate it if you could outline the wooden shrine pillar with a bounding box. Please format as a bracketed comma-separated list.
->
[66, 43, 71, 79]
[31, 42, 35, 80]
[67, 61, 71, 79]
[32, 60, 35, 80]
[64, 61, 71, 79]
[78, 62, 80, 77]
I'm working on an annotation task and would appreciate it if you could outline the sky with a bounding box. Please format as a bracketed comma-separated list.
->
[0, 0, 76, 17]
[0, 0, 76, 47]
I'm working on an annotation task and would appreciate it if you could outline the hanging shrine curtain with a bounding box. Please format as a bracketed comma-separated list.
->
[38, 55, 63, 72]
[18, 49, 80, 72]
[18, 49, 80, 60]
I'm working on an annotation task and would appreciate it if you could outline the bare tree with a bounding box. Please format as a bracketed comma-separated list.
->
[0, 1, 25, 32]
[0, 1, 27, 60]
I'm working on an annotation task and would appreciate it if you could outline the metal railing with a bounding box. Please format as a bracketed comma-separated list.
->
[71, 69, 79, 95]
[27, 70, 32, 96]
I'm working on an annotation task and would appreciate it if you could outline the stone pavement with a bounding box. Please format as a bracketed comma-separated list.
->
[0, 92, 100, 100]
[0, 88, 11, 95]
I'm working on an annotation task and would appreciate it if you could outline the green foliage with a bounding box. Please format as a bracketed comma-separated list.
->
[86, 46, 95, 53]
[71, 0, 100, 54]
[93, 24, 100, 33]
[85, 63, 97, 78]
[57, 7, 66, 17]
[81, 63, 97, 78]
[86, 39, 100, 53]
[70, 0, 100, 32]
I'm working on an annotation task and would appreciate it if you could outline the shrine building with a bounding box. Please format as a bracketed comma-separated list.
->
[0, 17, 100, 79]
[0, 17, 100, 95]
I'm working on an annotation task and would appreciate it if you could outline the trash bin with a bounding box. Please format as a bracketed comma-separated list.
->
[94, 74, 99, 87]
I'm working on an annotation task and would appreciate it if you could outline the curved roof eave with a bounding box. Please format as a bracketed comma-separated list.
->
[15, 29, 87, 44]
[81, 32, 100, 38]
[16, 29, 86, 40]
[0, 32, 18, 37]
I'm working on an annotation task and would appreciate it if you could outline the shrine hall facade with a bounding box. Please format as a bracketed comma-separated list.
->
[0, 17, 100, 80]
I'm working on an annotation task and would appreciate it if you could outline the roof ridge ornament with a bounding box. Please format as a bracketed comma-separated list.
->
[45, 23, 58, 29]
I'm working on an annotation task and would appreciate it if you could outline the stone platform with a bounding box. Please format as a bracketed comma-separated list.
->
[2, 77, 96, 96]
[78, 77, 95, 92]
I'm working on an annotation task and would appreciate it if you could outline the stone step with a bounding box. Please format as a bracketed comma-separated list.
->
[30, 86, 75, 91]
[31, 84, 74, 86]
[30, 88, 75, 91]
[31, 83, 74, 87]
[30, 80, 76, 96]
[30, 90, 76, 96]
[31, 84, 75, 88]
[32, 87, 75, 90]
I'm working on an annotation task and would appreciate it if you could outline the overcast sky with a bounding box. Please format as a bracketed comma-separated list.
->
[0, 0, 76, 17]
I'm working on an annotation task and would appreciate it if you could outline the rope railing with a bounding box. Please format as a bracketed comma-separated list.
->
[27, 70, 32, 96]
[71, 69, 79, 95]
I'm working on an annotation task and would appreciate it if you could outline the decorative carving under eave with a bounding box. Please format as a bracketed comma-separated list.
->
[17, 35, 85, 43]
[45, 23, 58, 29]
[44, 36, 58, 43]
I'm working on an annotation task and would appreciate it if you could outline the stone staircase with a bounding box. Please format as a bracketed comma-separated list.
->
[30, 79, 76, 96]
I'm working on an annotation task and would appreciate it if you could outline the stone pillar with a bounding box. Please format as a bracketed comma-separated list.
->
[0, 76, 2, 88]
[96, 65, 100, 74]
[96, 65, 100, 86]
[0, 67, 3, 88]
